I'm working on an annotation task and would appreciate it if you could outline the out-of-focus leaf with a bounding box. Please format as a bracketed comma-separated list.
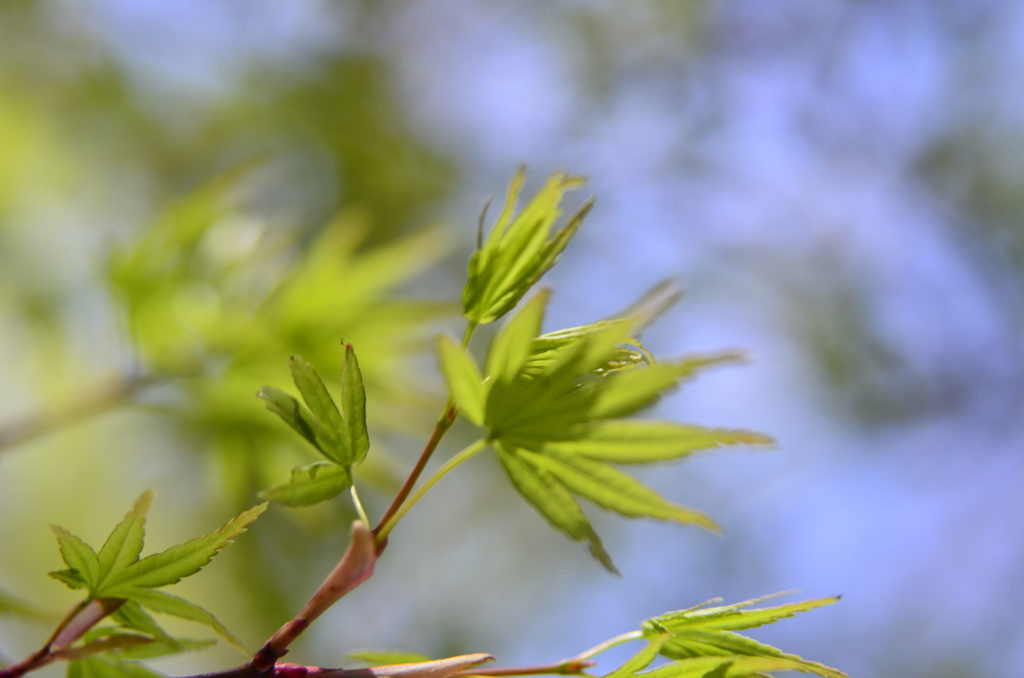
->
[48, 569, 87, 590]
[0, 587, 51, 620]
[111, 601, 174, 644]
[67, 656, 166, 678]
[116, 588, 245, 652]
[112, 637, 215, 661]
[259, 462, 351, 506]
[649, 596, 841, 634]
[344, 650, 435, 667]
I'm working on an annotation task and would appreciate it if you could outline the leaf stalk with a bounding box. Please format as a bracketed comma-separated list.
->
[375, 437, 490, 543]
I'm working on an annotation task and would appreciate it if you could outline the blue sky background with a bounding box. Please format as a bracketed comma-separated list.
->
[2, 2, 1024, 678]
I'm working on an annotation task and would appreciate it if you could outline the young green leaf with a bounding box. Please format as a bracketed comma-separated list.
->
[463, 169, 592, 325]
[111, 601, 175, 644]
[95, 491, 154, 590]
[469, 290, 768, 571]
[522, 448, 720, 532]
[641, 656, 807, 678]
[341, 343, 370, 465]
[545, 421, 773, 464]
[112, 637, 215, 661]
[650, 596, 841, 634]
[118, 588, 245, 652]
[48, 569, 88, 590]
[257, 386, 329, 455]
[98, 503, 266, 594]
[289, 355, 347, 459]
[641, 596, 848, 678]
[589, 353, 744, 421]
[50, 526, 99, 591]
[435, 335, 486, 426]
[260, 350, 370, 473]
[486, 289, 549, 383]
[259, 462, 352, 506]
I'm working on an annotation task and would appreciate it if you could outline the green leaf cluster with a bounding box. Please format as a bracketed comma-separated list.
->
[257, 348, 369, 506]
[439, 289, 771, 573]
[462, 167, 593, 325]
[48, 490, 266, 662]
[609, 596, 848, 678]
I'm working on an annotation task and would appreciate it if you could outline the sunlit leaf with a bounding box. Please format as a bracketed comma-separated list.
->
[603, 633, 668, 678]
[486, 289, 549, 383]
[640, 596, 848, 678]
[463, 169, 591, 325]
[495, 442, 617, 574]
[546, 421, 773, 464]
[522, 448, 720, 532]
[589, 353, 744, 421]
[650, 596, 841, 634]
[435, 335, 486, 427]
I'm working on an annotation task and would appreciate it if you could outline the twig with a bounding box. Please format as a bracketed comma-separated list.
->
[0, 373, 155, 453]
[0, 599, 125, 678]
[372, 403, 457, 546]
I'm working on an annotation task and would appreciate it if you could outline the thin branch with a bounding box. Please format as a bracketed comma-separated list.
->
[373, 320, 476, 548]
[0, 373, 155, 454]
[374, 437, 489, 542]
[372, 403, 457, 545]
[0, 599, 124, 678]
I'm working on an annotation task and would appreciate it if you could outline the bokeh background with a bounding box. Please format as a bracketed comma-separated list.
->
[2, 2, 1023, 678]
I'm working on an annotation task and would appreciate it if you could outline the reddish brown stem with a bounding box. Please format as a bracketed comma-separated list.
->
[372, 404, 457, 548]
